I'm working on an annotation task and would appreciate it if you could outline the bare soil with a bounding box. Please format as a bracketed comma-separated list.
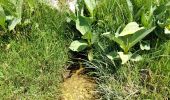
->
[60, 67, 98, 100]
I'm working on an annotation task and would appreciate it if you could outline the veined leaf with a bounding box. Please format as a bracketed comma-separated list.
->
[76, 16, 91, 35]
[119, 22, 144, 36]
[129, 27, 156, 49]
[69, 40, 88, 52]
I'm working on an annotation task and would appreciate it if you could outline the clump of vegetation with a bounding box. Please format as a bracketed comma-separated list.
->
[0, 0, 170, 99]
[0, 1, 70, 99]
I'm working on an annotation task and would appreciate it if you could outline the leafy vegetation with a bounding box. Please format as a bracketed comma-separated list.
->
[0, 0, 170, 99]
[0, 0, 24, 32]
[68, 0, 98, 60]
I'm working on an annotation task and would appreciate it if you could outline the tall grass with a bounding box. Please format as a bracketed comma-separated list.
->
[0, 3, 70, 99]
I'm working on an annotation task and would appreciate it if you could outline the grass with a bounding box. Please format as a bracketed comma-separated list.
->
[94, 40, 170, 100]
[0, 0, 170, 100]
[0, 3, 70, 99]
[91, 0, 170, 99]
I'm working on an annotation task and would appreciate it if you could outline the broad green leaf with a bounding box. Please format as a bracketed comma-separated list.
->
[129, 27, 156, 49]
[118, 52, 132, 64]
[119, 22, 144, 36]
[8, 18, 21, 31]
[69, 40, 88, 52]
[106, 51, 119, 61]
[76, 16, 91, 35]
[112, 37, 126, 50]
[84, 0, 96, 16]
[0, 5, 6, 30]
[140, 41, 150, 50]
[102, 32, 125, 50]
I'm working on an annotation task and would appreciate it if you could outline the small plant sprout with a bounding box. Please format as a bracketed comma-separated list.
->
[102, 22, 155, 64]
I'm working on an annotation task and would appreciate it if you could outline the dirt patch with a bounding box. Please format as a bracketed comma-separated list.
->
[60, 67, 98, 100]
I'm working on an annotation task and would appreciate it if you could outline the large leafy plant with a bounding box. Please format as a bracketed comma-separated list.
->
[102, 22, 155, 64]
[0, 0, 23, 32]
[69, 0, 98, 61]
